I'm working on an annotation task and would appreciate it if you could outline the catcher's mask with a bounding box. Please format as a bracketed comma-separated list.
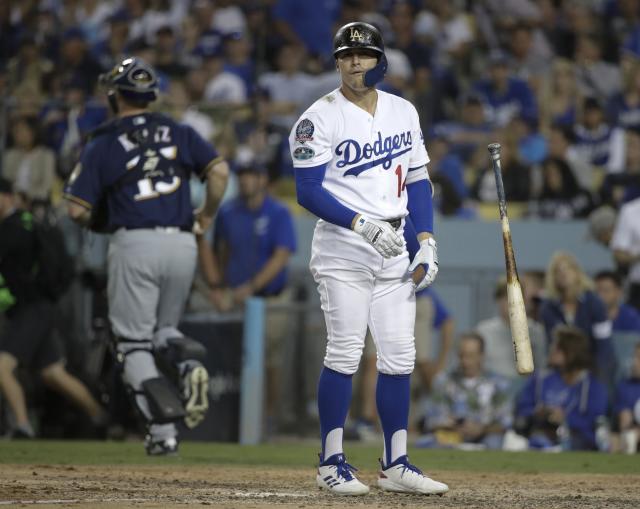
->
[99, 57, 159, 113]
[333, 21, 387, 87]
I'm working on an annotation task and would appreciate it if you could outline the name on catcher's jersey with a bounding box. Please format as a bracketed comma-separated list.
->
[65, 113, 219, 230]
[289, 88, 430, 220]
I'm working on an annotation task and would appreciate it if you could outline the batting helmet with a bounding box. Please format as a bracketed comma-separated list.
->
[333, 21, 387, 87]
[100, 57, 159, 104]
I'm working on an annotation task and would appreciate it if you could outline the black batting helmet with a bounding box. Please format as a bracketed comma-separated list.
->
[99, 57, 159, 103]
[333, 22, 385, 58]
[333, 22, 387, 87]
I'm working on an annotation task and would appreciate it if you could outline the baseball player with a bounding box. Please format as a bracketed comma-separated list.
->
[65, 57, 229, 454]
[290, 22, 448, 495]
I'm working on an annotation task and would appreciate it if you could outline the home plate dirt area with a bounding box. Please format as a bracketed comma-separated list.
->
[1, 464, 638, 509]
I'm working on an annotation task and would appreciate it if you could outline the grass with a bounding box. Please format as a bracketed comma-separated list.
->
[0, 440, 638, 475]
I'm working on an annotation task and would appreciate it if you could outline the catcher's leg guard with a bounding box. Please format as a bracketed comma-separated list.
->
[141, 377, 186, 424]
[153, 328, 210, 429]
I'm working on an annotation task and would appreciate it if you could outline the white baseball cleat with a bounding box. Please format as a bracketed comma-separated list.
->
[377, 456, 448, 495]
[316, 453, 370, 496]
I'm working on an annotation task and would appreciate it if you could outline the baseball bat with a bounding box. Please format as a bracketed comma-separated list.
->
[487, 143, 534, 375]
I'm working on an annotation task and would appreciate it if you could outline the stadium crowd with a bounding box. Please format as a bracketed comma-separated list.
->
[0, 0, 639, 453]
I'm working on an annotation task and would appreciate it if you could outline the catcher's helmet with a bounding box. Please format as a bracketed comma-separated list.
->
[333, 22, 387, 87]
[100, 57, 159, 103]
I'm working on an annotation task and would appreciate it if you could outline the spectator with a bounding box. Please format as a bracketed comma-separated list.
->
[421, 332, 513, 450]
[472, 135, 531, 202]
[587, 205, 617, 248]
[152, 25, 189, 79]
[515, 325, 609, 451]
[388, 1, 432, 73]
[6, 35, 54, 112]
[91, 11, 131, 72]
[599, 129, 640, 207]
[0, 178, 107, 438]
[522, 269, 546, 322]
[414, 2, 474, 70]
[539, 251, 616, 385]
[538, 58, 579, 132]
[54, 27, 103, 96]
[201, 44, 247, 105]
[608, 61, 640, 132]
[272, 0, 340, 61]
[610, 196, 640, 311]
[432, 93, 494, 164]
[472, 50, 538, 128]
[572, 96, 625, 173]
[476, 277, 547, 380]
[223, 31, 255, 99]
[613, 343, 640, 454]
[508, 22, 553, 91]
[258, 44, 314, 131]
[594, 270, 640, 334]
[198, 158, 297, 429]
[2, 116, 56, 207]
[547, 124, 596, 192]
[574, 33, 622, 101]
[528, 157, 593, 219]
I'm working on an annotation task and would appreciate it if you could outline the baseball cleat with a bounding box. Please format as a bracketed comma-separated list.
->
[316, 453, 370, 496]
[145, 435, 179, 456]
[184, 365, 209, 428]
[377, 456, 448, 495]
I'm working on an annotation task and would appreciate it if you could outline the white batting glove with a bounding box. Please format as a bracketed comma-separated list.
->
[408, 237, 438, 290]
[353, 215, 404, 258]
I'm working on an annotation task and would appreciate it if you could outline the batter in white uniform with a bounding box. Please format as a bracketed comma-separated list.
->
[290, 22, 448, 496]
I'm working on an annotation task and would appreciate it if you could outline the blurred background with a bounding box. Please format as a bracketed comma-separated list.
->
[0, 0, 639, 454]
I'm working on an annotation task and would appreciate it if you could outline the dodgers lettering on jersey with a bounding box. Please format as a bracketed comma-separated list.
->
[65, 113, 219, 229]
[289, 89, 429, 220]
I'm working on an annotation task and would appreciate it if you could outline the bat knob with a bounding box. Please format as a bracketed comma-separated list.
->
[487, 143, 501, 160]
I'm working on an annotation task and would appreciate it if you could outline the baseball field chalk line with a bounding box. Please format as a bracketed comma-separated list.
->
[0, 491, 309, 505]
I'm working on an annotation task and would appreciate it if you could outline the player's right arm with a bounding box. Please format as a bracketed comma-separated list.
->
[290, 110, 402, 258]
[64, 141, 103, 226]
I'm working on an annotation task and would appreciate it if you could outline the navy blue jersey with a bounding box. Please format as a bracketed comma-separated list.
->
[213, 196, 296, 296]
[472, 77, 537, 127]
[613, 304, 640, 333]
[516, 370, 608, 449]
[65, 113, 219, 230]
[613, 377, 640, 418]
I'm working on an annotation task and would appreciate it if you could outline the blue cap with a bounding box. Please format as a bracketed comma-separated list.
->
[194, 30, 224, 59]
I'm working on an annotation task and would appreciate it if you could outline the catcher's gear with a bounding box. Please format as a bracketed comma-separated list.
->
[141, 377, 186, 424]
[408, 237, 438, 291]
[99, 57, 159, 111]
[353, 215, 403, 258]
[333, 21, 387, 87]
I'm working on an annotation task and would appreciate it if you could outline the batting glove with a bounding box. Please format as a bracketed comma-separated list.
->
[408, 237, 438, 290]
[353, 215, 404, 258]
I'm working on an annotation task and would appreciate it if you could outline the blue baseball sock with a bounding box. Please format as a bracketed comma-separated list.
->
[376, 372, 410, 466]
[318, 367, 353, 462]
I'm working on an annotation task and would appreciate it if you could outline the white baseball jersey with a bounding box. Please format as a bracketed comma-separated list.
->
[289, 88, 430, 220]
[611, 197, 640, 283]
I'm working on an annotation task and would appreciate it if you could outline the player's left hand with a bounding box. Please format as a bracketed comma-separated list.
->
[408, 237, 438, 291]
[193, 209, 213, 236]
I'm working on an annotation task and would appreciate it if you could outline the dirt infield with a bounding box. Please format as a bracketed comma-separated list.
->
[1, 463, 638, 509]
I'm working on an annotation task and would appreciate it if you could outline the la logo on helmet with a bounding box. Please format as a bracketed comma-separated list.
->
[349, 27, 366, 42]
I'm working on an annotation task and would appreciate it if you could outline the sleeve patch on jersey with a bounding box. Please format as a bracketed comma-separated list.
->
[293, 146, 315, 160]
[295, 118, 314, 143]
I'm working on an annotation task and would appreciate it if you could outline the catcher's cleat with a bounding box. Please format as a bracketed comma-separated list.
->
[183, 364, 209, 428]
[145, 435, 178, 456]
[316, 453, 370, 496]
[377, 455, 448, 495]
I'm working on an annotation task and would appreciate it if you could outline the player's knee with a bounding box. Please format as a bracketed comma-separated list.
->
[324, 337, 365, 375]
[376, 338, 415, 375]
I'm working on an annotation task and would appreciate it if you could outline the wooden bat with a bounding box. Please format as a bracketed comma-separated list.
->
[487, 143, 534, 375]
